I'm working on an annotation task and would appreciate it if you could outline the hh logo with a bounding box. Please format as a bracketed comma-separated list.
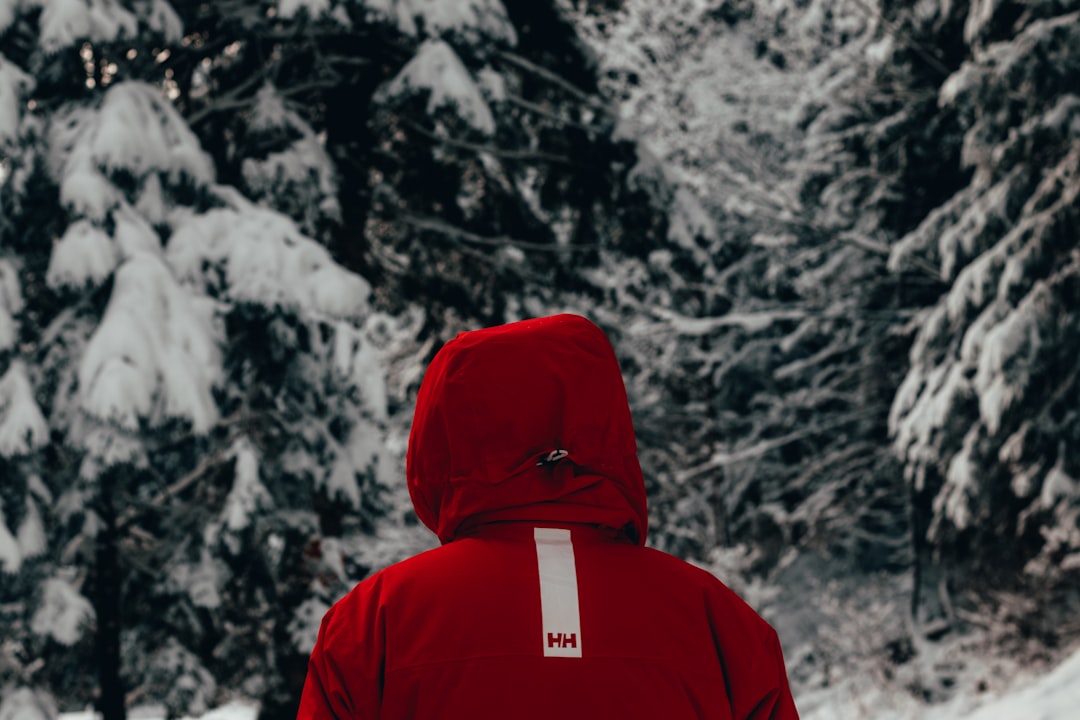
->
[547, 632, 577, 649]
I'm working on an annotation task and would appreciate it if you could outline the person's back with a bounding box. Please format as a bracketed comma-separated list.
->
[299, 314, 799, 719]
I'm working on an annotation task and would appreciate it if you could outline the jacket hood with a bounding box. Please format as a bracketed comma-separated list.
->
[406, 314, 648, 545]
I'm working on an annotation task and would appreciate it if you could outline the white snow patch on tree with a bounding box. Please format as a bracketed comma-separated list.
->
[410, 0, 517, 46]
[973, 289, 1043, 436]
[476, 65, 506, 102]
[0, 1, 16, 35]
[77, 253, 222, 434]
[277, 0, 331, 21]
[0, 54, 32, 148]
[112, 203, 161, 258]
[167, 207, 370, 319]
[0, 687, 57, 720]
[165, 540, 227, 609]
[0, 500, 20, 574]
[0, 258, 23, 352]
[241, 85, 341, 230]
[247, 83, 290, 132]
[220, 437, 274, 552]
[16, 496, 47, 562]
[46, 219, 118, 289]
[359, 0, 417, 35]
[48, 83, 213, 219]
[31, 573, 95, 645]
[150, 639, 218, 717]
[144, 0, 184, 43]
[288, 596, 329, 652]
[376, 39, 496, 135]
[77, 426, 148, 480]
[37, 0, 138, 54]
[0, 360, 50, 458]
[332, 320, 388, 420]
[135, 172, 167, 225]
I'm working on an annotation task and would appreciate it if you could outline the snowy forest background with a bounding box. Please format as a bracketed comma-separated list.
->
[0, 0, 1078, 718]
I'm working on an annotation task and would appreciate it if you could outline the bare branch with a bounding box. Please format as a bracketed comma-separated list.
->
[505, 94, 598, 131]
[398, 212, 598, 253]
[496, 50, 609, 112]
[403, 120, 577, 165]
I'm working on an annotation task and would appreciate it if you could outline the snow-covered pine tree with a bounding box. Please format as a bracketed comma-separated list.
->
[786, 0, 1080, 649]
[883, 1, 1080, 594]
[0, 3, 396, 718]
[566, 0, 918, 583]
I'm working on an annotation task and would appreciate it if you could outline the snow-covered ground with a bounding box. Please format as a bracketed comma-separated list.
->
[51, 643, 1080, 720]
[799, 644, 1080, 719]
[59, 701, 258, 720]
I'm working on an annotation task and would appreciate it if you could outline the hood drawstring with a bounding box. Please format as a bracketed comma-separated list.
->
[536, 449, 570, 467]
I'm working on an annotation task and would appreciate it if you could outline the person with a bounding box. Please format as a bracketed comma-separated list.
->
[297, 314, 799, 719]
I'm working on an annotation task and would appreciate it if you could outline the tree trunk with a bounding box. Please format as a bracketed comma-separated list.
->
[94, 471, 127, 720]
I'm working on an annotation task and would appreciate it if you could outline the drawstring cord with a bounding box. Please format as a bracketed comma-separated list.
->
[536, 449, 570, 467]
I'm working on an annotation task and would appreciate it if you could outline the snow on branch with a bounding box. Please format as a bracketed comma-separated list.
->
[48, 82, 214, 221]
[0, 361, 49, 458]
[241, 84, 341, 232]
[167, 206, 371, 319]
[77, 252, 222, 434]
[376, 39, 496, 135]
[45, 219, 118, 289]
[0, 689, 56, 720]
[30, 572, 95, 645]
[360, 0, 418, 35]
[37, 0, 138, 54]
[219, 436, 274, 555]
[0, 258, 22, 352]
[409, 0, 517, 47]
[0, 54, 32, 149]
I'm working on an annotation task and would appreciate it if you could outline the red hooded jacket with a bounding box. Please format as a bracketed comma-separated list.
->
[298, 314, 799, 719]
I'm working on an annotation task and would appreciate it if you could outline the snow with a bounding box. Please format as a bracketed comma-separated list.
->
[800, 643, 1080, 720]
[0, 54, 32, 148]
[332, 320, 389, 419]
[30, 573, 95, 645]
[0, 501, 19, 574]
[49, 83, 214, 220]
[37, 0, 138, 54]
[360, 0, 418, 35]
[964, 0, 1007, 44]
[46, 219, 118, 289]
[375, 39, 496, 135]
[0, 257, 23, 352]
[287, 596, 329, 652]
[277, 0, 331, 21]
[165, 542, 227, 609]
[0, 360, 50, 458]
[974, 287, 1042, 436]
[0, 1, 16, 35]
[59, 701, 258, 720]
[410, 0, 517, 46]
[221, 437, 273, 532]
[112, 203, 161, 258]
[89, 82, 214, 182]
[144, 0, 184, 43]
[246, 84, 289, 132]
[16, 495, 47, 561]
[77, 252, 222, 434]
[167, 206, 370, 319]
[0, 688, 56, 720]
[241, 84, 341, 229]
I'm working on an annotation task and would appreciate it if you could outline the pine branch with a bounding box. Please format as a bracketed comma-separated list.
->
[402, 119, 578, 166]
[496, 50, 610, 112]
[504, 94, 599, 131]
[398, 212, 598, 253]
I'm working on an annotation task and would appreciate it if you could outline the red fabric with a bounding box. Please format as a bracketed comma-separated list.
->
[298, 314, 799, 719]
